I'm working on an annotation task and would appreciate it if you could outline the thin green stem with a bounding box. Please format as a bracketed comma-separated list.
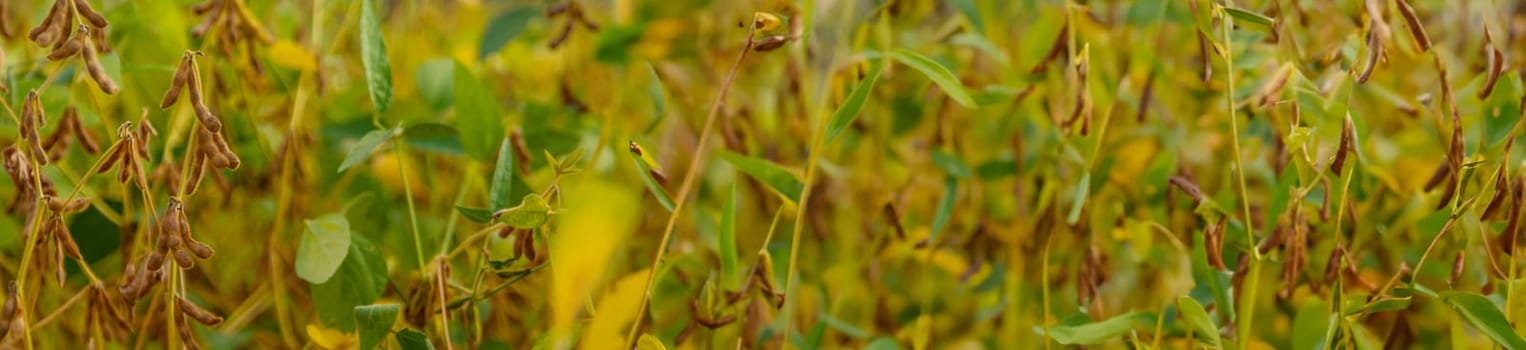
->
[623, 22, 759, 347]
[1221, 9, 1260, 350]
[394, 135, 428, 270]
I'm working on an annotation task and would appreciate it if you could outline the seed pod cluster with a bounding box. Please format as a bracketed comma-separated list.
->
[146, 198, 216, 272]
[3, 146, 59, 230]
[31, 0, 117, 94]
[163, 52, 241, 173]
[190, 0, 274, 72]
[41, 106, 103, 162]
[117, 253, 165, 302]
[33, 211, 86, 286]
[29, 0, 109, 49]
[97, 121, 154, 194]
[18, 91, 48, 166]
[85, 286, 129, 343]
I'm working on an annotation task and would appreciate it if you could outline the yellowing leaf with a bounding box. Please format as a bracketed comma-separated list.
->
[580, 269, 652, 349]
[550, 179, 641, 340]
[307, 324, 358, 350]
[269, 40, 318, 71]
[636, 334, 668, 350]
[493, 193, 551, 229]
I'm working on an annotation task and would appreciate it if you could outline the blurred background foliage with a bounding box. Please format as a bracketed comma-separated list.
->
[4, 0, 1526, 349]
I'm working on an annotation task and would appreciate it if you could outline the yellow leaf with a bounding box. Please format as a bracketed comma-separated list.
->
[551, 179, 641, 340]
[268, 40, 317, 71]
[636, 334, 668, 350]
[306, 324, 358, 350]
[581, 268, 654, 349]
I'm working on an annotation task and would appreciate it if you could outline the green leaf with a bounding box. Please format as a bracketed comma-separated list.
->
[455, 206, 494, 223]
[1345, 296, 1410, 316]
[494, 194, 550, 229]
[402, 123, 463, 156]
[825, 60, 883, 143]
[719, 178, 740, 290]
[951, 0, 984, 33]
[453, 61, 504, 162]
[1291, 298, 1333, 350]
[1178, 297, 1221, 345]
[930, 150, 972, 179]
[930, 177, 956, 241]
[296, 212, 351, 284]
[887, 49, 976, 108]
[415, 59, 454, 111]
[359, 0, 393, 114]
[1045, 311, 1147, 345]
[478, 7, 538, 59]
[595, 23, 646, 64]
[1439, 291, 1526, 350]
[1190, 222, 1235, 324]
[644, 63, 667, 132]
[720, 152, 804, 202]
[354, 304, 400, 350]
[490, 138, 516, 210]
[396, 329, 435, 350]
[1067, 172, 1090, 224]
[628, 144, 675, 212]
[311, 234, 387, 331]
[1222, 7, 1274, 28]
[339, 129, 393, 173]
[861, 337, 901, 350]
[818, 310, 871, 339]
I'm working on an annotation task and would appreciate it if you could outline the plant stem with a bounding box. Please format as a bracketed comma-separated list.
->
[394, 135, 428, 270]
[623, 23, 759, 347]
[1221, 9, 1260, 349]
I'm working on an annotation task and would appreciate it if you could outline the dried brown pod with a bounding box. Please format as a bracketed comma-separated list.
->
[1030, 22, 1068, 75]
[1502, 177, 1525, 255]
[46, 37, 82, 61]
[1394, 0, 1430, 51]
[1331, 115, 1355, 174]
[21, 91, 49, 165]
[1205, 217, 1228, 270]
[1482, 141, 1514, 221]
[172, 248, 195, 268]
[79, 29, 117, 94]
[1479, 27, 1505, 99]
[45, 196, 88, 213]
[144, 251, 165, 271]
[187, 240, 214, 259]
[73, 0, 108, 29]
[55, 218, 82, 260]
[1323, 245, 1346, 285]
[1450, 251, 1466, 286]
[187, 68, 222, 133]
[1423, 162, 1450, 191]
[175, 297, 223, 326]
[161, 52, 195, 109]
[28, 0, 63, 45]
[1063, 49, 1092, 134]
[1257, 63, 1295, 108]
[1168, 176, 1207, 204]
